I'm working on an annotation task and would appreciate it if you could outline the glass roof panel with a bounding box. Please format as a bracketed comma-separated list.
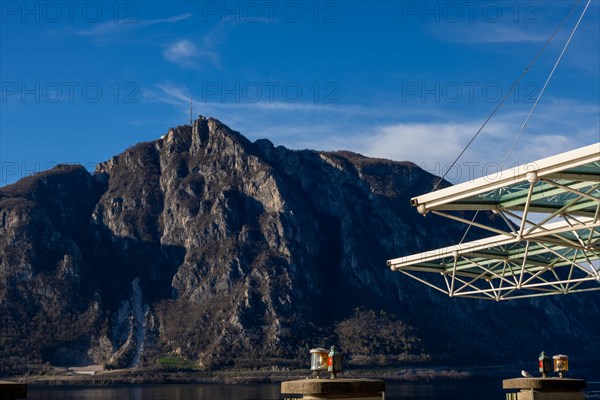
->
[390, 143, 600, 299]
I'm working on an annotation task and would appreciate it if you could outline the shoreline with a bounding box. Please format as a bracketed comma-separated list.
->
[9, 367, 475, 386]
[8, 364, 598, 386]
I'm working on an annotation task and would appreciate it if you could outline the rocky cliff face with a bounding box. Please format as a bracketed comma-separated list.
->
[1, 117, 598, 375]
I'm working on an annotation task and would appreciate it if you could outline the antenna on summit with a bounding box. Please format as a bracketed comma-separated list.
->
[189, 97, 193, 125]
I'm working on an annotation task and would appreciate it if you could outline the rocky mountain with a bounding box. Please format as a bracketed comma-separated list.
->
[1, 117, 598, 375]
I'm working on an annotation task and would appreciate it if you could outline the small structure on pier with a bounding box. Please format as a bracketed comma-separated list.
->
[503, 377, 586, 400]
[282, 347, 384, 400]
[503, 352, 586, 399]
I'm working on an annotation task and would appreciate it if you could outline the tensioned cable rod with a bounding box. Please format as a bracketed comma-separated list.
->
[432, 0, 582, 191]
[501, 0, 592, 167]
[450, 1, 589, 246]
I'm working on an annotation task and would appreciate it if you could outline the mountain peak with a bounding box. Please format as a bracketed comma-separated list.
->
[1, 117, 598, 375]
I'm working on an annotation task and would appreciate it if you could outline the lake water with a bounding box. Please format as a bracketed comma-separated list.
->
[27, 380, 600, 400]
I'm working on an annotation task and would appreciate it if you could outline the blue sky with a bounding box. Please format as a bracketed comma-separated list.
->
[1, 1, 599, 186]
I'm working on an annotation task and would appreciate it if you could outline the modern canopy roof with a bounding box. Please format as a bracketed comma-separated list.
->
[388, 142, 600, 301]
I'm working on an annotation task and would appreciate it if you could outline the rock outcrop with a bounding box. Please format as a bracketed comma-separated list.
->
[1, 117, 598, 375]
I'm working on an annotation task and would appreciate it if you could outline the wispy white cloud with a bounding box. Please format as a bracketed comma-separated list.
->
[145, 82, 373, 115]
[143, 81, 598, 183]
[347, 100, 598, 181]
[143, 83, 191, 106]
[360, 122, 481, 163]
[75, 13, 193, 37]
[244, 99, 597, 182]
[162, 23, 229, 69]
[430, 23, 549, 44]
[199, 101, 368, 115]
[70, 10, 222, 70]
[163, 40, 203, 69]
[423, 1, 591, 44]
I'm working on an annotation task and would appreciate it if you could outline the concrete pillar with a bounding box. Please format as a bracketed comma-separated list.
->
[503, 377, 586, 400]
[281, 378, 385, 400]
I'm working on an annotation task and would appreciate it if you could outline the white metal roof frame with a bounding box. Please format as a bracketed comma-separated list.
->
[388, 218, 599, 269]
[388, 142, 600, 300]
[411, 143, 599, 214]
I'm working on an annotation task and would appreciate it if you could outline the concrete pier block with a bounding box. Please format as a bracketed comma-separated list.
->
[281, 378, 385, 399]
[503, 377, 585, 400]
